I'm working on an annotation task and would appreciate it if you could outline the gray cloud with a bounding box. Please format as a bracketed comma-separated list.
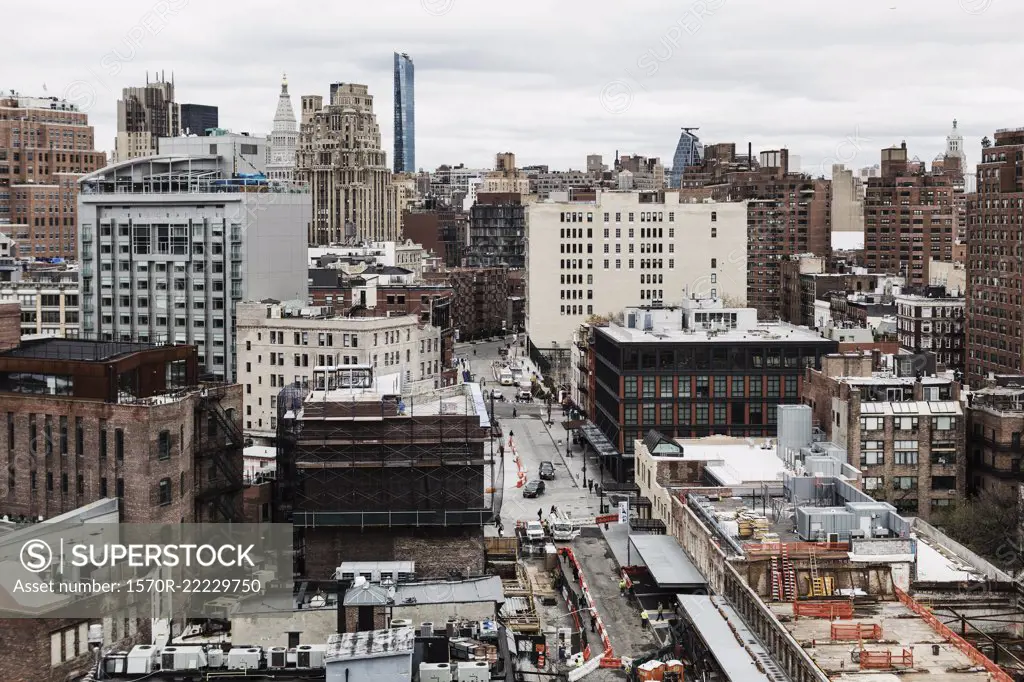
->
[6, 0, 1018, 175]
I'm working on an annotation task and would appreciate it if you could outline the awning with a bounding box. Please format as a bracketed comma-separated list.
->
[578, 421, 620, 458]
[628, 534, 706, 588]
[677, 595, 780, 682]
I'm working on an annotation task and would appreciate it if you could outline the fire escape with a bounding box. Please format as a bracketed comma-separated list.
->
[194, 387, 244, 522]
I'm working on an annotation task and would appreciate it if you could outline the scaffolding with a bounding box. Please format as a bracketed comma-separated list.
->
[275, 385, 500, 528]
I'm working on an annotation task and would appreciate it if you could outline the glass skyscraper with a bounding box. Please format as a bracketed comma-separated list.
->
[669, 128, 703, 188]
[393, 52, 415, 173]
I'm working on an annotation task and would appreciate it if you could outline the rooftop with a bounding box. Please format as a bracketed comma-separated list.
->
[325, 627, 415, 663]
[668, 436, 790, 486]
[768, 599, 992, 680]
[1, 337, 154, 362]
[601, 319, 827, 345]
[859, 401, 962, 416]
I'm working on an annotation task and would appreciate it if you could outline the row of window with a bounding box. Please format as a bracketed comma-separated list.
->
[860, 416, 959, 432]
[624, 375, 799, 398]
[624, 402, 781, 426]
[862, 475, 957, 492]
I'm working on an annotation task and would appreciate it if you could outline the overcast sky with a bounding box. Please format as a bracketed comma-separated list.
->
[7, 0, 1019, 176]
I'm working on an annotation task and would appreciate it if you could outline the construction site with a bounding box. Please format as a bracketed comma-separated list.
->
[274, 365, 501, 578]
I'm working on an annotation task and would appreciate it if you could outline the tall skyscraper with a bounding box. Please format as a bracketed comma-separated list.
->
[267, 73, 298, 183]
[669, 127, 702, 188]
[393, 52, 415, 174]
[115, 72, 180, 161]
[0, 92, 105, 258]
[180, 103, 219, 135]
[297, 83, 401, 244]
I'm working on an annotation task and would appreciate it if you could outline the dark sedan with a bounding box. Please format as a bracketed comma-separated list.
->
[539, 461, 556, 480]
[522, 479, 546, 498]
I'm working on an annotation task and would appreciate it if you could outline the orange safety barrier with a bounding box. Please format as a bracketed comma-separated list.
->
[745, 541, 849, 554]
[831, 623, 882, 641]
[600, 657, 622, 668]
[793, 600, 853, 620]
[595, 513, 619, 525]
[859, 648, 913, 670]
[895, 587, 1014, 681]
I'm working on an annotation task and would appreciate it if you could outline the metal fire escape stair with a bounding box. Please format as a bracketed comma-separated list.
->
[195, 389, 244, 522]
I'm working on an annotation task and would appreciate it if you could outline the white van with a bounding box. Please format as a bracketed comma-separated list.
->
[551, 518, 581, 542]
[499, 369, 514, 386]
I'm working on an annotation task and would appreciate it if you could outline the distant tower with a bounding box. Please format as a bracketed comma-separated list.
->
[946, 118, 964, 159]
[669, 128, 702, 188]
[268, 73, 298, 182]
[393, 52, 415, 173]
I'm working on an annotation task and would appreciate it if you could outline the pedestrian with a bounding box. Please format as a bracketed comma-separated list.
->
[588, 479, 594, 493]
[618, 578, 626, 596]
[512, 407, 517, 418]
[550, 504, 557, 515]
[640, 609, 649, 630]
[657, 602, 664, 621]
[473, 349, 477, 355]
[590, 614, 596, 633]
[537, 508, 543, 521]
[558, 644, 566, 663]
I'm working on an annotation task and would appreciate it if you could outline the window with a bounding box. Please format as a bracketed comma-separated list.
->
[659, 376, 674, 398]
[158, 478, 172, 505]
[75, 417, 83, 456]
[894, 440, 917, 465]
[642, 377, 656, 398]
[894, 476, 917, 491]
[861, 440, 884, 466]
[158, 430, 171, 460]
[59, 416, 68, 455]
[695, 403, 709, 425]
[642, 404, 656, 424]
[678, 378, 691, 398]
[894, 416, 918, 431]
[932, 416, 956, 431]
[660, 403, 673, 425]
[731, 376, 745, 396]
[863, 476, 884, 491]
[860, 416, 884, 431]
[115, 428, 124, 461]
[624, 377, 638, 398]
[624, 406, 638, 424]
[696, 376, 710, 398]
[99, 420, 107, 458]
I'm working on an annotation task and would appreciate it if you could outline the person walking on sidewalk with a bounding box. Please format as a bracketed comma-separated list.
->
[537, 508, 543, 521]
[640, 609, 650, 630]
[618, 578, 626, 596]
[657, 602, 664, 621]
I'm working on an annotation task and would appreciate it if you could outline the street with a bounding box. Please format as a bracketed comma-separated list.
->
[456, 340, 601, 527]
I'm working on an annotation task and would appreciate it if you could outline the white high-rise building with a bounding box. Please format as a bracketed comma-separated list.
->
[78, 151, 311, 381]
[525, 191, 748, 353]
[268, 73, 298, 183]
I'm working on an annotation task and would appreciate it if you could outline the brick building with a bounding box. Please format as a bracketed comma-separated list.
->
[464, 192, 527, 269]
[424, 266, 510, 341]
[780, 254, 879, 328]
[895, 289, 965, 372]
[585, 299, 836, 481]
[863, 142, 956, 287]
[0, 304, 243, 523]
[402, 206, 468, 267]
[275, 366, 493, 578]
[0, 93, 105, 258]
[802, 352, 964, 519]
[965, 127, 1024, 386]
[965, 379, 1024, 495]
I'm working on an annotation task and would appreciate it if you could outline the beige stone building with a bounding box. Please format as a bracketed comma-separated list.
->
[297, 83, 401, 244]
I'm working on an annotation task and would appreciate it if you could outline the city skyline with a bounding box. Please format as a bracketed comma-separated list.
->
[7, 0, 1016, 175]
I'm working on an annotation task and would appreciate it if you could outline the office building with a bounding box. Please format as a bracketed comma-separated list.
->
[402, 206, 468, 266]
[180, 103, 218, 136]
[0, 92, 105, 258]
[863, 142, 956, 287]
[583, 298, 836, 481]
[424, 266, 512, 340]
[236, 300, 447, 441]
[668, 128, 702, 188]
[393, 52, 415, 174]
[966, 127, 1024, 386]
[525, 191, 749, 359]
[481, 152, 530, 195]
[0, 303, 243, 523]
[0, 267, 80, 337]
[895, 289, 965, 371]
[114, 73, 180, 161]
[77, 146, 310, 381]
[297, 83, 401, 244]
[267, 73, 298, 183]
[803, 352, 964, 519]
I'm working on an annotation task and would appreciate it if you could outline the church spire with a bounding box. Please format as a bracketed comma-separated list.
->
[281, 72, 288, 94]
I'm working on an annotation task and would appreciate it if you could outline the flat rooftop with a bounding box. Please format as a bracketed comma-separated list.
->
[914, 535, 984, 583]
[672, 436, 789, 486]
[699, 494, 802, 544]
[325, 627, 415, 663]
[860, 401, 962, 416]
[835, 374, 952, 387]
[601, 322, 827, 345]
[1, 338, 154, 362]
[768, 600, 992, 679]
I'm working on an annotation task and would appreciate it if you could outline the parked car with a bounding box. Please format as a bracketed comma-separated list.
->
[522, 479, 546, 498]
[539, 461, 556, 480]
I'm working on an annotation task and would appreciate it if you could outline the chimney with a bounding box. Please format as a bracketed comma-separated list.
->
[337, 578, 352, 634]
[0, 303, 20, 351]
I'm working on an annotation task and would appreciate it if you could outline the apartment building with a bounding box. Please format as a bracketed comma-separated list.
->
[584, 299, 836, 481]
[402, 206, 468, 267]
[802, 352, 964, 519]
[464, 192, 527, 268]
[236, 300, 446, 441]
[863, 143, 956, 287]
[525, 190, 748, 356]
[965, 127, 1024, 386]
[0, 268, 80, 337]
[77, 150, 310, 381]
[0, 303, 243, 524]
[0, 92, 105, 258]
[424, 266, 512, 341]
[297, 83, 401, 244]
[895, 289, 965, 371]
[779, 254, 879, 328]
[966, 379, 1024, 495]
